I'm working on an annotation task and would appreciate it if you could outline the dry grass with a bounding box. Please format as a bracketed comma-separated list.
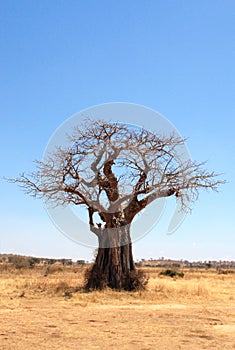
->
[1, 265, 235, 303]
[0, 265, 235, 349]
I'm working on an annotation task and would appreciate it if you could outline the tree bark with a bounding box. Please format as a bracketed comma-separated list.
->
[85, 225, 136, 290]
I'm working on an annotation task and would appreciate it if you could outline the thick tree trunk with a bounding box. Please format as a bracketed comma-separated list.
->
[86, 209, 148, 291]
[85, 225, 137, 290]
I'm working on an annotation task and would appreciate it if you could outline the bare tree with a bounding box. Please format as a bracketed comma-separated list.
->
[8, 119, 224, 290]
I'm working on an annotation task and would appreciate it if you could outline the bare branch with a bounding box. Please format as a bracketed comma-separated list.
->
[6, 118, 225, 229]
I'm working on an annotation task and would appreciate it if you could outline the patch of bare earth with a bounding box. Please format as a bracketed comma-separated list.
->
[0, 266, 235, 349]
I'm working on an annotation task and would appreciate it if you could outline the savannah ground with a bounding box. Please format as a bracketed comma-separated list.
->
[0, 264, 235, 350]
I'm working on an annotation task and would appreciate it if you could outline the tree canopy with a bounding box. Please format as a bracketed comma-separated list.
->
[12, 119, 222, 222]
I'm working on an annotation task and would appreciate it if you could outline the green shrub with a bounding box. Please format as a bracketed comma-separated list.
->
[159, 269, 184, 278]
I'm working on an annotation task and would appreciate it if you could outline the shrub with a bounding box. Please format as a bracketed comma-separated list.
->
[28, 257, 40, 267]
[128, 269, 149, 291]
[159, 269, 184, 278]
[84, 267, 108, 291]
[217, 269, 235, 275]
[10, 256, 30, 269]
[0, 263, 10, 272]
[77, 260, 86, 265]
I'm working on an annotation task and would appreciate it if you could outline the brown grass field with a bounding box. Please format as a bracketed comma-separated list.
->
[0, 265, 235, 349]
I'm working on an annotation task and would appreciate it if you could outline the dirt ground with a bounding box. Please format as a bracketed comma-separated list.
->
[0, 266, 235, 349]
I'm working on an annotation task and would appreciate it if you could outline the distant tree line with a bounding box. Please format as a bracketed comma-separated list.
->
[1, 255, 235, 270]
[0, 254, 87, 269]
[136, 258, 235, 269]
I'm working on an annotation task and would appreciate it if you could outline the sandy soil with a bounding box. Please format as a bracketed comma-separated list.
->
[0, 267, 234, 349]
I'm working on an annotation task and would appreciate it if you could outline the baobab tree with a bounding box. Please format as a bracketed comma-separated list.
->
[9, 119, 224, 290]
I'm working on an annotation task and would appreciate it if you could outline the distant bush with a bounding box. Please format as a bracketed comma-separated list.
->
[28, 257, 40, 267]
[0, 263, 10, 272]
[7, 255, 40, 269]
[47, 259, 57, 265]
[159, 269, 184, 278]
[77, 260, 86, 265]
[8, 256, 30, 269]
[217, 269, 235, 275]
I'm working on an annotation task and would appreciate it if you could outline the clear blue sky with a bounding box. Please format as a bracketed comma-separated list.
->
[0, 0, 234, 262]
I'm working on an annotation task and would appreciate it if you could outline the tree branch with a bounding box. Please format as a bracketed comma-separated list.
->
[6, 119, 225, 227]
